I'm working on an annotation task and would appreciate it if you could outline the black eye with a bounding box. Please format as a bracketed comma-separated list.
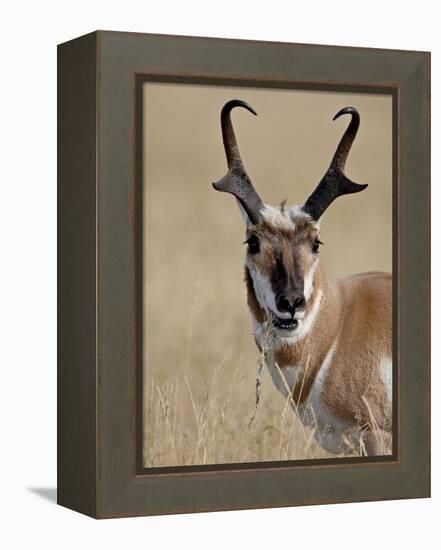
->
[312, 238, 323, 254]
[245, 235, 260, 255]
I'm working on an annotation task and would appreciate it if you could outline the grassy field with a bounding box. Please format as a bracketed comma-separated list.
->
[143, 324, 336, 468]
[142, 84, 392, 467]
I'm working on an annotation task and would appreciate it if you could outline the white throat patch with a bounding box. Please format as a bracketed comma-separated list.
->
[304, 259, 319, 302]
[247, 265, 288, 318]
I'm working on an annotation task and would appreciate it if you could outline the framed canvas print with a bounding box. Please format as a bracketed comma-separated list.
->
[58, 31, 430, 518]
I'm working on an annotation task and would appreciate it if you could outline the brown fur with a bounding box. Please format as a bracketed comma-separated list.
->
[246, 218, 319, 288]
[247, 262, 341, 406]
[279, 270, 392, 429]
[245, 268, 265, 324]
[245, 220, 392, 439]
[322, 272, 392, 430]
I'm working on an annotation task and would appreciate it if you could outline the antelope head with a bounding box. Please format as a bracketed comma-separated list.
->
[213, 99, 367, 336]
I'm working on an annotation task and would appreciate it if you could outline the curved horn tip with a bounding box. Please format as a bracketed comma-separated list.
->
[221, 99, 258, 117]
[357, 183, 369, 191]
[344, 181, 369, 194]
[333, 106, 359, 121]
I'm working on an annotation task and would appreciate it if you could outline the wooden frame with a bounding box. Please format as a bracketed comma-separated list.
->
[58, 30, 430, 518]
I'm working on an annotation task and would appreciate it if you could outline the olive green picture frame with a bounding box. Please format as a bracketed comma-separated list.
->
[58, 30, 430, 518]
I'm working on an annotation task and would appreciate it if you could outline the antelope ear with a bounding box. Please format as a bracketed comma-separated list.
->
[236, 200, 254, 226]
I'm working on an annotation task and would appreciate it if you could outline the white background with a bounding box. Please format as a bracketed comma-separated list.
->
[0, 1, 438, 548]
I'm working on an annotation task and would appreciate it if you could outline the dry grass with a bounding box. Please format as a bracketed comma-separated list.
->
[143, 351, 334, 468]
[143, 315, 392, 468]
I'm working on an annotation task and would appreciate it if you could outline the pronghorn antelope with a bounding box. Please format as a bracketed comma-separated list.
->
[212, 99, 392, 456]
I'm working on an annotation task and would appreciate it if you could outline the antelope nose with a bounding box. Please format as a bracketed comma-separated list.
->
[277, 294, 305, 315]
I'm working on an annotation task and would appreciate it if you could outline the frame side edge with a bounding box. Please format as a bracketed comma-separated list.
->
[57, 32, 98, 518]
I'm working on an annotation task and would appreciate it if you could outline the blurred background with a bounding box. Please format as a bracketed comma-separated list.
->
[142, 83, 392, 467]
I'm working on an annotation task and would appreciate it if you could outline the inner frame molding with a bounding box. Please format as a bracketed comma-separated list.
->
[135, 74, 399, 475]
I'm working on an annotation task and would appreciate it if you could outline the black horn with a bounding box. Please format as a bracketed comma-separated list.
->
[303, 107, 368, 220]
[212, 100, 264, 224]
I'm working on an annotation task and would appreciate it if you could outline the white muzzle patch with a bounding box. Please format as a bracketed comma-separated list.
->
[247, 265, 291, 320]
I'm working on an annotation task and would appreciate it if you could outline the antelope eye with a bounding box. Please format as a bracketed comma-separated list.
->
[312, 238, 323, 254]
[245, 235, 260, 255]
